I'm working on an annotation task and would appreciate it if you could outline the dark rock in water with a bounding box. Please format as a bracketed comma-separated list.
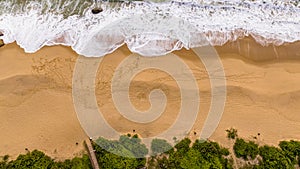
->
[0, 39, 4, 47]
[92, 8, 103, 14]
[0, 32, 3, 36]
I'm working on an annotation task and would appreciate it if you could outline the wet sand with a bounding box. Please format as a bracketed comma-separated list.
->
[1, 37, 300, 159]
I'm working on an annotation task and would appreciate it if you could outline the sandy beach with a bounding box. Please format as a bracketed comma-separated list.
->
[0, 44, 87, 160]
[1, 37, 300, 159]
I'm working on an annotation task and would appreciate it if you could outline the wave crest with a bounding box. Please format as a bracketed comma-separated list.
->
[0, 0, 300, 57]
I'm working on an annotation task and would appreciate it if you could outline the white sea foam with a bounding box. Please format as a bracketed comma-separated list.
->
[0, 0, 299, 57]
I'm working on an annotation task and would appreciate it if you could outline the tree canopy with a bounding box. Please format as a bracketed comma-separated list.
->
[2, 130, 300, 169]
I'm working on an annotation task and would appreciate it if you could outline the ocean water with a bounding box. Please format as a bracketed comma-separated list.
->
[0, 0, 299, 57]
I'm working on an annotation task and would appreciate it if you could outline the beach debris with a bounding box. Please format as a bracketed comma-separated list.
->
[0, 31, 4, 47]
[92, 7, 103, 14]
[0, 39, 4, 48]
[92, 0, 103, 14]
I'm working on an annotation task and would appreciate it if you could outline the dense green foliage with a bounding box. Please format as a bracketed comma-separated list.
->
[233, 138, 259, 160]
[2, 131, 300, 169]
[252, 140, 300, 168]
[233, 138, 300, 169]
[93, 135, 147, 169]
[258, 145, 293, 169]
[151, 138, 173, 155]
[94, 134, 149, 158]
[279, 140, 300, 165]
[0, 150, 91, 169]
[149, 138, 232, 169]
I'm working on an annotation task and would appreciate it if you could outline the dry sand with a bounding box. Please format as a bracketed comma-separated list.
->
[1, 37, 300, 159]
[0, 44, 87, 160]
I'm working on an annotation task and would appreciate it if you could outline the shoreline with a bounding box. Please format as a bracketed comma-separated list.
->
[2, 35, 300, 61]
[1, 38, 300, 159]
[1, 0, 300, 56]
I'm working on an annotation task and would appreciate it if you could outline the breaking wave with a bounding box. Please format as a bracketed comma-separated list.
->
[0, 0, 299, 57]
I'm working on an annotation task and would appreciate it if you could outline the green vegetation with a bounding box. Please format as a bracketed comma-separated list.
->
[226, 128, 238, 140]
[258, 145, 293, 169]
[2, 130, 300, 168]
[0, 150, 91, 169]
[233, 138, 259, 160]
[151, 138, 173, 155]
[148, 138, 232, 169]
[253, 140, 300, 169]
[231, 129, 300, 168]
[93, 134, 147, 169]
[279, 140, 300, 165]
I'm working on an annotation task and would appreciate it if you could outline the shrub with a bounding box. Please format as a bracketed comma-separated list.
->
[226, 128, 238, 140]
[279, 140, 300, 164]
[233, 138, 259, 160]
[259, 145, 293, 169]
[151, 139, 173, 155]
